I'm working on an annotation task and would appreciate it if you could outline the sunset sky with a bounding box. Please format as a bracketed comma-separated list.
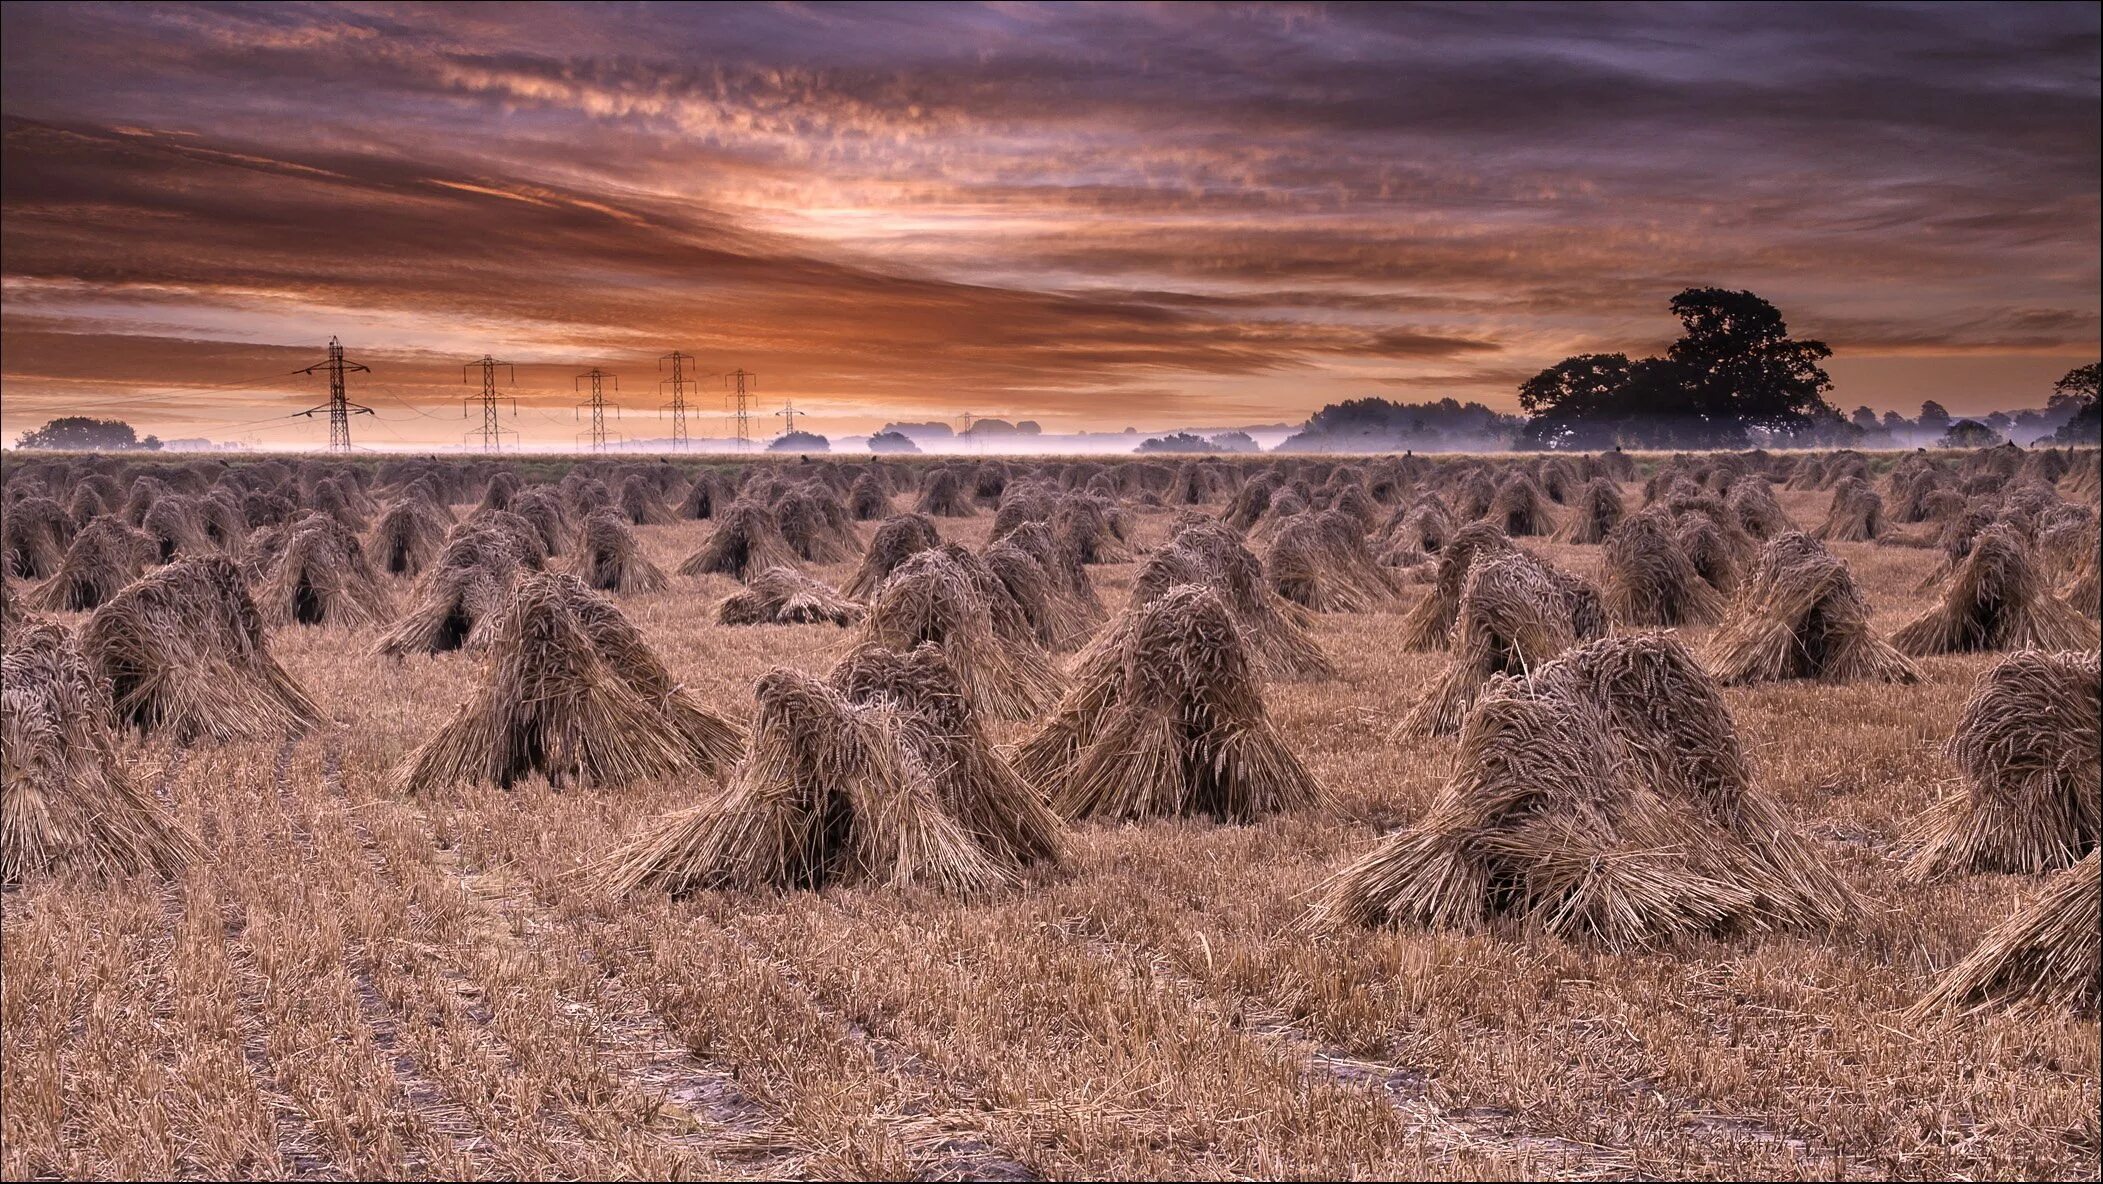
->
[3, 2, 2097, 449]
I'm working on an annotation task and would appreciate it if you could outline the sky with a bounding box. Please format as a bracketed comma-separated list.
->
[2, 1, 2097, 450]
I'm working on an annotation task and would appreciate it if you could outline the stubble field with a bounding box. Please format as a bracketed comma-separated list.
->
[3, 466, 2098, 1181]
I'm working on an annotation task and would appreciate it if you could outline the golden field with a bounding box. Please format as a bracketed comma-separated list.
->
[2, 461, 2098, 1181]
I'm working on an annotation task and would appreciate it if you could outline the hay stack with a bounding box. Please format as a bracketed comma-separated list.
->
[509, 486, 572, 556]
[1907, 651, 2099, 879]
[718, 566, 863, 627]
[857, 548, 1063, 720]
[773, 484, 859, 563]
[2065, 547, 2100, 620]
[847, 472, 890, 520]
[256, 514, 395, 628]
[1555, 477, 1625, 545]
[1485, 473, 1557, 537]
[140, 496, 212, 564]
[398, 572, 740, 792]
[1892, 525, 2099, 655]
[677, 499, 801, 584]
[1814, 477, 1888, 543]
[570, 509, 668, 594]
[605, 667, 1011, 896]
[829, 642, 1063, 868]
[915, 467, 976, 517]
[843, 512, 941, 600]
[368, 498, 453, 578]
[65, 484, 109, 528]
[376, 559, 517, 657]
[1030, 584, 1323, 823]
[1384, 496, 1454, 557]
[678, 471, 728, 521]
[1122, 521, 1332, 680]
[1909, 851, 2100, 1020]
[1054, 494, 1132, 564]
[27, 516, 154, 613]
[80, 556, 322, 741]
[1726, 477, 1791, 540]
[1604, 512, 1724, 627]
[1707, 533, 1920, 685]
[1002, 520, 1103, 621]
[1394, 522, 1518, 651]
[984, 537, 1094, 650]
[1266, 509, 1401, 612]
[613, 474, 672, 526]
[1403, 552, 1579, 736]
[1318, 633, 1853, 948]
[2, 621, 201, 884]
[1221, 473, 1281, 531]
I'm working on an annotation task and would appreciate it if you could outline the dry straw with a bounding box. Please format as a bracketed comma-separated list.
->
[718, 565, 864, 626]
[604, 667, 1011, 896]
[1317, 633, 1855, 949]
[257, 513, 396, 628]
[1266, 509, 1402, 613]
[570, 508, 668, 594]
[843, 512, 941, 600]
[397, 571, 741, 792]
[80, 555, 322, 742]
[915, 466, 977, 517]
[1404, 551, 1579, 736]
[856, 547, 1063, 720]
[1891, 524, 2099, 655]
[1033, 584, 1324, 823]
[678, 498, 801, 584]
[1707, 532, 1920, 685]
[3, 620, 202, 884]
[367, 498, 453, 577]
[1908, 650, 2099, 879]
[1554, 477, 1625, 545]
[1394, 521, 1516, 651]
[1604, 510, 1724, 627]
[1908, 850, 2099, 1020]
[26, 516, 155, 613]
[1814, 476, 1888, 543]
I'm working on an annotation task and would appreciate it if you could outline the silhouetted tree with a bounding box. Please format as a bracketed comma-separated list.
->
[767, 431, 830, 453]
[15, 417, 162, 451]
[1940, 420, 2003, 448]
[1517, 289, 1836, 449]
[2048, 361, 2100, 444]
[1917, 401, 1952, 434]
[1850, 406, 1880, 431]
[866, 430, 921, 454]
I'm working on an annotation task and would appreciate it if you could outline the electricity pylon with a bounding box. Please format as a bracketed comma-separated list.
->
[461, 355, 518, 453]
[724, 368, 756, 450]
[776, 399, 804, 437]
[660, 351, 694, 451]
[574, 369, 620, 452]
[295, 337, 373, 453]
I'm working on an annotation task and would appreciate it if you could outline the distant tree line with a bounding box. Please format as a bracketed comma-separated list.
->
[15, 416, 163, 451]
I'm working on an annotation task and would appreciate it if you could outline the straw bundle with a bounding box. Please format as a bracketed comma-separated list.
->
[856, 548, 1063, 720]
[398, 572, 740, 792]
[139, 496, 213, 564]
[773, 484, 859, 563]
[677, 498, 801, 584]
[1221, 472, 1281, 531]
[847, 472, 891, 520]
[80, 556, 322, 741]
[256, 514, 395, 628]
[1266, 509, 1401, 612]
[843, 512, 941, 599]
[1814, 477, 1888, 543]
[1726, 477, 1791, 540]
[1001, 520, 1103, 621]
[367, 498, 453, 577]
[1707, 533, 1920, 685]
[2065, 547, 2100, 619]
[1555, 477, 1625, 545]
[1054, 494, 1133, 564]
[1035, 584, 1323, 823]
[1909, 851, 2100, 1020]
[1892, 525, 2099, 655]
[1485, 472, 1557, 537]
[1403, 552, 1580, 736]
[27, 516, 155, 613]
[830, 642, 1063, 869]
[509, 486, 572, 556]
[1119, 520, 1333, 680]
[307, 476, 369, 531]
[65, 484, 109, 528]
[604, 667, 1010, 895]
[678, 472, 728, 521]
[1394, 522, 1518, 651]
[984, 537, 1094, 650]
[2, 621, 201, 884]
[1318, 633, 1854, 948]
[718, 566, 864, 627]
[568, 509, 668, 594]
[915, 466, 977, 517]
[1907, 650, 2100, 879]
[1604, 512, 1724, 627]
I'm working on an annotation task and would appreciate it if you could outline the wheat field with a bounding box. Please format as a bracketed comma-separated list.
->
[3, 461, 2098, 1181]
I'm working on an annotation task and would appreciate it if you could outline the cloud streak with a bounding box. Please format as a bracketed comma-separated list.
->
[1, 1, 2096, 446]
